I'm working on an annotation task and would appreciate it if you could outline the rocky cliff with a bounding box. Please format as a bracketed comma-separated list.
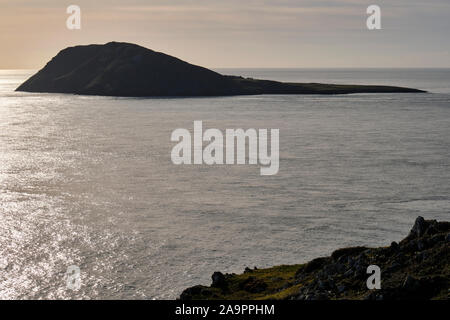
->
[180, 217, 449, 300]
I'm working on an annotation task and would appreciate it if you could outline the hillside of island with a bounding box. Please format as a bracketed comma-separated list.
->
[16, 42, 426, 97]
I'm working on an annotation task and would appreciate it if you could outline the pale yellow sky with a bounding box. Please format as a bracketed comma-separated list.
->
[1, 0, 449, 69]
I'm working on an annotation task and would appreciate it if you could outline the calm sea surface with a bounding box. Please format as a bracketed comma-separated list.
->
[0, 69, 449, 299]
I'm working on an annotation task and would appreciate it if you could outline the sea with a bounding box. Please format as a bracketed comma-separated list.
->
[0, 68, 449, 299]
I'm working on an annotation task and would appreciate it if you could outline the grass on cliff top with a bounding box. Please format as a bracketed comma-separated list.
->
[196, 264, 305, 300]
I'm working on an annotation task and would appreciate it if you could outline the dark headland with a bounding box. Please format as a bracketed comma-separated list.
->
[180, 217, 449, 300]
[17, 42, 426, 97]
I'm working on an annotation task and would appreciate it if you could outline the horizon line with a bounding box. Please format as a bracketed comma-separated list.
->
[2, 67, 450, 71]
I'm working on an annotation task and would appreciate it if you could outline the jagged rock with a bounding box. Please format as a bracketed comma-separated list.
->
[390, 241, 399, 251]
[417, 240, 425, 251]
[402, 275, 420, 291]
[343, 268, 354, 277]
[385, 261, 401, 273]
[331, 246, 368, 261]
[302, 257, 331, 274]
[179, 285, 212, 300]
[411, 216, 426, 237]
[211, 272, 226, 288]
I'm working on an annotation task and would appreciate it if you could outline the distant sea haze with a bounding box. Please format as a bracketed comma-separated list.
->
[0, 68, 449, 299]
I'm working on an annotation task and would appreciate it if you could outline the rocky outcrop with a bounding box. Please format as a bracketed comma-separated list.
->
[17, 42, 426, 97]
[180, 217, 449, 300]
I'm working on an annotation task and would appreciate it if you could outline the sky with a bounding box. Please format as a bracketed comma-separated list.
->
[1, 0, 449, 69]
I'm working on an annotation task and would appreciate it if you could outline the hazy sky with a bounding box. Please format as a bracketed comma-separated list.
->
[1, 0, 449, 69]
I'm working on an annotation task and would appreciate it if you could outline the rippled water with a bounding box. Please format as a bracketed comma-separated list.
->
[0, 69, 449, 299]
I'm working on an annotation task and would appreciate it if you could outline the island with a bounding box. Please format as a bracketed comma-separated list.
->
[180, 217, 449, 300]
[17, 42, 426, 97]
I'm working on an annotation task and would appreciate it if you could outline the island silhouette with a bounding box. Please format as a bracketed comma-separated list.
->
[17, 42, 426, 97]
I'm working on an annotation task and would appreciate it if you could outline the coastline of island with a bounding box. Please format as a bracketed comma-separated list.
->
[16, 42, 426, 97]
